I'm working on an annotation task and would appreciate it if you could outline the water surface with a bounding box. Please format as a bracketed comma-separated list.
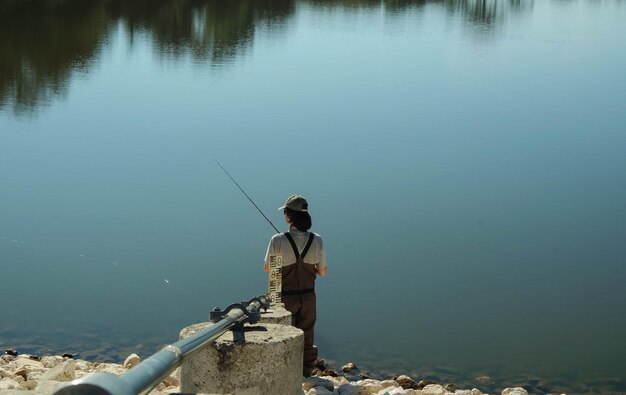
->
[1, 1, 626, 393]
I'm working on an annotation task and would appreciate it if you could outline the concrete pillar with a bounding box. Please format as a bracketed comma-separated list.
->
[179, 322, 304, 395]
[259, 305, 292, 325]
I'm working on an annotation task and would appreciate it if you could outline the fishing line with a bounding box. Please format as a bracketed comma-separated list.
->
[215, 159, 280, 233]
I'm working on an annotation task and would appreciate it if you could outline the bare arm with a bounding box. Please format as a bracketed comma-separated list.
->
[263, 262, 269, 273]
[317, 266, 327, 276]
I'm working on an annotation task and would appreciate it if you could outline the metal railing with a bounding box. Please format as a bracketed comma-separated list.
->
[54, 295, 270, 395]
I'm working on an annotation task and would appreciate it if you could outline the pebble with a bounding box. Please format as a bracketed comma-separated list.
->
[394, 375, 419, 389]
[1, 355, 15, 363]
[309, 386, 337, 395]
[337, 384, 370, 395]
[40, 360, 76, 382]
[422, 384, 446, 395]
[418, 380, 438, 388]
[0, 352, 566, 395]
[123, 353, 141, 369]
[41, 356, 64, 369]
[501, 388, 528, 395]
[12, 368, 28, 379]
[0, 377, 21, 390]
[304, 376, 337, 391]
[0, 353, 178, 394]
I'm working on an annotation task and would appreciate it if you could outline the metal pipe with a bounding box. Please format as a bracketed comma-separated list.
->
[54, 296, 268, 395]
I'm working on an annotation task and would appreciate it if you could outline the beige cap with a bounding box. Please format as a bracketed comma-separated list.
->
[278, 195, 308, 212]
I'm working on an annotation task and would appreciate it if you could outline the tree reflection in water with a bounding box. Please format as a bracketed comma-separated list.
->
[0, 0, 295, 115]
[0, 0, 531, 115]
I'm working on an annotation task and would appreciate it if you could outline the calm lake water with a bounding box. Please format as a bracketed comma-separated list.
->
[1, 0, 625, 393]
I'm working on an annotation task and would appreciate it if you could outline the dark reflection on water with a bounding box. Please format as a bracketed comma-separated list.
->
[0, 0, 296, 115]
[0, 0, 532, 115]
[0, 0, 107, 114]
[109, 0, 294, 62]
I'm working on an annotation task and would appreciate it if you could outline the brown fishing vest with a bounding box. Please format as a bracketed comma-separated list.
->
[281, 232, 317, 296]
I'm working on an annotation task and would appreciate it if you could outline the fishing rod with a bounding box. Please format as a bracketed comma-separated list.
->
[215, 160, 280, 233]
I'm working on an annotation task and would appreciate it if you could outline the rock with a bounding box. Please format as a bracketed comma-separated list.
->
[418, 380, 438, 389]
[36, 380, 65, 392]
[338, 384, 370, 395]
[1, 355, 15, 364]
[75, 360, 91, 371]
[26, 371, 43, 381]
[354, 380, 382, 395]
[470, 389, 483, 395]
[423, 384, 446, 395]
[304, 377, 336, 392]
[501, 388, 528, 395]
[39, 360, 76, 382]
[162, 373, 179, 388]
[309, 386, 336, 395]
[379, 386, 410, 394]
[61, 353, 76, 359]
[41, 356, 64, 369]
[94, 362, 125, 375]
[0, 377, 21, 390]
[321, 369, 341, 377]
[13, 367, 28, 379]
[20, 379, 38, 390]
[315, 359, 328, 370]
[4, 349, 18, 357]
[395, 375, 419, 389]
[454, 391, 471, 395]
[475, 376, 493, 385]
[15, 355, 43, 369]
[312, 359, 331, 376]
[357, 379, 382, 386]
[380, 380, 400, 388]
[343, 363, 359, 372]
[444, 384, 456, 392]
[123, 353, 141, 369]
[329, 376, 349, 386]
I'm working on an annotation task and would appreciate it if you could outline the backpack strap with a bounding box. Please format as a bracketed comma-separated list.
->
[284, 232, 315, 262]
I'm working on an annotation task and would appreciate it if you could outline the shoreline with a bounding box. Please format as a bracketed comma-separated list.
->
[1, 352, 556, 395]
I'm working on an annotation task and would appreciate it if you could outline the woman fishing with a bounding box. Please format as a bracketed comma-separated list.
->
[264, 195, 327, 377]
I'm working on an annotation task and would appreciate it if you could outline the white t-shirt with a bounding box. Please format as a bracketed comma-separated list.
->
[264, 228, 326, 269]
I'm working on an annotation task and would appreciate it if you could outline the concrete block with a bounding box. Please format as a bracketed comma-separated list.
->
[180, 322, 304, 395]
[259, 305, 292, 325]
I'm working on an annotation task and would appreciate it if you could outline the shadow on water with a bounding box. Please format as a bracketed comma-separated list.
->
[0, 0, 533, 116]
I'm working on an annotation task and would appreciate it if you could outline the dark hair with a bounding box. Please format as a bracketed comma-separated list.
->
[285, 208, 312, 231]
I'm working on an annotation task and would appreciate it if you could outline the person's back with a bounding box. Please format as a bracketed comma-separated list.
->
[263, 195, 327, 376]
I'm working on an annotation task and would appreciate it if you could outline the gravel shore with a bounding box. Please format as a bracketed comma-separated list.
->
[0, 352, 558, 395]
